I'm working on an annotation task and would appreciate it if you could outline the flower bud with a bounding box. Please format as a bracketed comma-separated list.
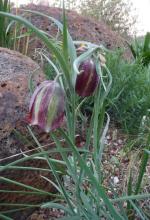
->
[29, 80, 65, 132]
[99, 53, 106, 67]
[75, 59, 100, 97]
[76, 44, 87, 56]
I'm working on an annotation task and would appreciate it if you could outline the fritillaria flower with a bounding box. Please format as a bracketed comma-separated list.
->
[75, 59, 100, 97]
[29, 80, 65, 132]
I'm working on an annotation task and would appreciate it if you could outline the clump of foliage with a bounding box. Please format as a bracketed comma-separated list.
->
[79, 49, 150, 134]
[51, 0, 137, 37]
[0, 0, 31, 54]
[106, 50, 150, 134]
[127, 32, 150, 66]
[0, 0, 11, 47]
[78, 0, 136, 37]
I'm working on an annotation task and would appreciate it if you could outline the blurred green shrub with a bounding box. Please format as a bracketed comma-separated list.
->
[0, 0, 31, 54]
[106, 50, 150, 134]
[127, 32, 150, 67]
[0, 0, 11, 47]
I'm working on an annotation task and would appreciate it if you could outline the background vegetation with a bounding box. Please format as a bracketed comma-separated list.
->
[51, 0, 137, 37]
[106, 49, 150, 134]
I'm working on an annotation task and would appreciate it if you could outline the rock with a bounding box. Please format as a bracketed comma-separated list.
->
[0, 47, 44, 160]
[13, 4, 131, 59]
[112, 176, 119, 184]
[0, 48, 55, 219]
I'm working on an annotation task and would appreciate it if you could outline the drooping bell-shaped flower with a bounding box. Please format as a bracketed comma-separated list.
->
[29, 80, 65, 133]
[75, 59, 100, 97]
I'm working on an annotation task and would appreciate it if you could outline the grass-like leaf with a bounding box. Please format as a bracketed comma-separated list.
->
[129, 200, 146, 220]
[0, 0, 10, 47]
[41, 202, 73, 215]
[0, 214, 13, 220]
[62, 2, 69, 64]
[59, 129, 123, 220]
[143, 32, 150, 52]
[134, 149, 149, 194]
[0, 176, 56, 197]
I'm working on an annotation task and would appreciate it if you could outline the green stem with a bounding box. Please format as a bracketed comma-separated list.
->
[134, 150, 149, 194]
[0, 214, 13, 220]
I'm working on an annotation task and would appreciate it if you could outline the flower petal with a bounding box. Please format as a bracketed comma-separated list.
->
[29, 80, 65, 132]
[75, 59, 100, 97]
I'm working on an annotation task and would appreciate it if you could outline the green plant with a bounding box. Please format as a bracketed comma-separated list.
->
[105, 50, 150, 134]
[0, 1, 31, 53]
[78, 0, 136, 37]
[52, 0, 137, 37]
[127, 32, 150, 66]
[0, 5, 149, 220]
[0, 0, 11, 47]
[78, 49, 150, 134]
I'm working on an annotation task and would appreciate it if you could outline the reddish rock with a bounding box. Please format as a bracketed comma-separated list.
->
[0, 48, 55, 219]
[13, 5, 131, 58]
[0, 47, 44, 159]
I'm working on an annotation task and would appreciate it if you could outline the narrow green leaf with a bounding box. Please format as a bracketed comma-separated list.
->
[129, 200, 145, 220]
[45, 156, 75, 214]
[60, 216, 80, 220]
[41, 202, 73, 215]
[0, 189, 50, 196]
[27, 127, 75, 214]
[111, 193, 150, 203]
[59, 129, 123, 220]
[51, 133, 76, 180]
[62, 3, 69, 63]
[144, 149, 150, 154]
[143, 32, 150, 52]
[0, 214, 13, 220]
[0, 176, 56, 197]
[0, 147, 86, 171]
[109, 183, 128, 220]
[135, 150, 149, 194]
[1, 207, 30, 214]
[126, 41, 137, 59]
[0, 203, 40, 208]
[80, 191, 99, 220]
[127, 171, 133, 212]
[99, 112, 110, 162]
[0, 165, 51, 172]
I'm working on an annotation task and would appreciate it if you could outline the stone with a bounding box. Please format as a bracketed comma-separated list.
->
[13, 4, 131, 59]
[0, 47, 44, 160]
[0, 48, 55, 219]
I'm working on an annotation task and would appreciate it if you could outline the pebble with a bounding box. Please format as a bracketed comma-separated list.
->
[106, 135, 111, 140]
[114, 142, 118, 146]
[113, 176, 119, 184]
[118, 139, 123, 144]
